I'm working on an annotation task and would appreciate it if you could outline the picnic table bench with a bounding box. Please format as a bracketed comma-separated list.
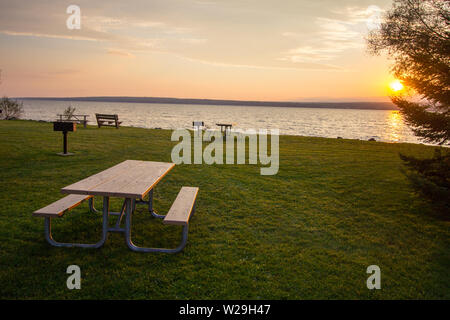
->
[95, 113, 122, 128]
[57, 114, 89, 128]
[33, 160, 199, 253]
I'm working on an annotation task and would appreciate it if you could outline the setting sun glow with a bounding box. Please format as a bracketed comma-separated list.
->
[389, 80, 404, 92]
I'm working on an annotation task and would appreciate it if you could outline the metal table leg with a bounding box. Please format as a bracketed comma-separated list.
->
[44, 197, 110, 248]
[44, 196, 189, 253]
[134, 188, 166, 219]
[88, 197, 100, 213]
[124, 198, 189, 253]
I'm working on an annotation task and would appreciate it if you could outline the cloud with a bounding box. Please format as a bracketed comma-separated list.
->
[316, 17, 362, 41]
[330, 6, 385, 25]
[0, 30, 101, 42]
[280, 5, 376, 65]
[107, 48, 135, 58]
[180, 38, 207, 44]
[281, 32, 299, 38]
[0, 2, 202, 53]
[10, 69, 82, 80]
[281, 46, 337, 63]
[83, 15, 175, 34]
[280, 41, 362, 64]
[0, 0, 385, 73]
[181, 55, 344, 71]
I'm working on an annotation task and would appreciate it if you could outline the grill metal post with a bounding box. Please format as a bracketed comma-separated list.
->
[63, 131, 68, 154]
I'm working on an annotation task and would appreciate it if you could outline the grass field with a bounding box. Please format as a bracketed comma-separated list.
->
[0, 120, 448, 299]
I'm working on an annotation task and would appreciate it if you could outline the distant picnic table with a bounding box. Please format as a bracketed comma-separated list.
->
[216, 123, 232, 137]
[57, 114, 89, 128]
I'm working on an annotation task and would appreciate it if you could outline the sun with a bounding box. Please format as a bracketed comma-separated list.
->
[389, 80, 404, 92]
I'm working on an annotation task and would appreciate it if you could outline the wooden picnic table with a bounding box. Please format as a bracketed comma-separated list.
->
[34, 160, 199, 253]
[216, 123, 232, 137]
[61, 160, 174, 198]
[57, 114, 89, 128]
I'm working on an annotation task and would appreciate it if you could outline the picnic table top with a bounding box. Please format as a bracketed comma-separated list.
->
[61, 160, 175, 198]
[216, 123, 232, 127]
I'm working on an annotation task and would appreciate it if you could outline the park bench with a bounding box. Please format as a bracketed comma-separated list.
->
[95, 113, 122, 128]
[57, 114, 89, 128]
[33, 160, 199, 253]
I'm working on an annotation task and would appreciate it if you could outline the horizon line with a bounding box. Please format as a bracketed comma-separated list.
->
[15, 95, 394, 104]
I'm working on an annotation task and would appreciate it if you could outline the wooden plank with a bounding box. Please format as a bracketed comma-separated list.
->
[96, 114, 117, 119]
[33, 194, 92, 217]
[61, 160, 141, 195]
[163, 187, 199, 225]
[61, 160, 175, 198]
[87, 161, 153, 197]
[86, 162, 174, 198]
[118, 162, 175, 198]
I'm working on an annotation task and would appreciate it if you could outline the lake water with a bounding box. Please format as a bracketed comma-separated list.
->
[19, 99, 420, 144]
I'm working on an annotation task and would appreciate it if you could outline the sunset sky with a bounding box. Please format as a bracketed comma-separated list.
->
[0, 0, 395, 101]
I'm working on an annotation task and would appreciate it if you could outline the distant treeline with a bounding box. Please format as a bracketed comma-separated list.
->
[18, 96, 397, 110]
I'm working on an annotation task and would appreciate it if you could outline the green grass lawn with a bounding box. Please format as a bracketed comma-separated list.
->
[0, 120, 448, 299]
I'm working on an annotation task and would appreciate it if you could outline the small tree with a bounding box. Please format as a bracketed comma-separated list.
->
[63, 106, 76, 120]
[367, 0, 449, 211]
[0, 96, 24, 120]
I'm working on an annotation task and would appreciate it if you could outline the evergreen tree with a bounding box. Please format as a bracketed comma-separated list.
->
[367, 0, 449, 211]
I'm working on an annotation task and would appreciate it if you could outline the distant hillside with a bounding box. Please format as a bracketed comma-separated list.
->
[18, 96, 397, 110]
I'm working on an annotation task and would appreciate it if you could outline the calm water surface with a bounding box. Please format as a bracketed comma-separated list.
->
[19, 99, 420, 144]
